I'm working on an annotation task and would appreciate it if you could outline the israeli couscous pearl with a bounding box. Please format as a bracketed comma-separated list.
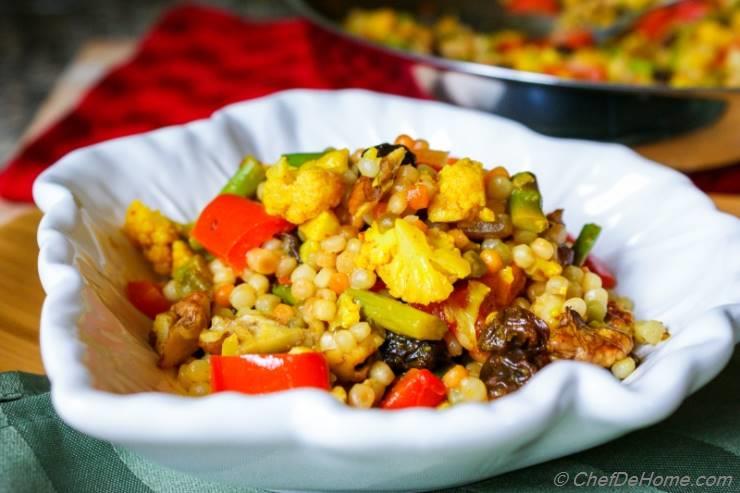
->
[246, 248, 279, 275]
[209, 258, 236, 285]
[566, 282, 583, 299]
[315, 251, 337, 269]
[312, 299, 337, 322]
[335, 330, 356, 352]
[388, 192, 408, 215]
[545, 275, 569, 296]
[611, 357, 636, 379]
[246, 273, 270, 295]
[335, 251, 356, 274]
[262, 238, 283, 251]
[465, 362, 483, 378]
[320, 332, 336, 351]
[189, 382, 211, 396]
[272, 304, 294, 324]
[487, 175, 512, 200]
[275, 256, 297, 279]
[229, 283, 256, 310]
[442, 365, 468, 389]
[512, 244, 535, 269]
[255, 294, 280, 313]
[563, 265, 584, 283]
[350, 321, 372, 341]
[316, 288, 337, 302]
[582, 272, 602, 291]
[291, 279, 316, 301]
[345, 238, 362, 254]
[527, 281, 546, 301]
[314, 267, 335, 288]
[291, 264, 317, 283]
[183, 358, 210, 383]
[445, 334, 463, 357]
[531, 238, 555, 260]
[163, 280, 179, 302]
[350, 268, 376, 290]
[321, 235, 347, 253]
[369, 361, 395, 386]
[460, 377, 488, 402]
[349, 383, 375, 408]
[513, 229, 537, 245]
[358, 157, 380, 178]
[563, 297, 587, 318]
[634, 320, 667, 345]
[331, 386, 348, 403]
[584, 287, 608, 306]
[586, 300, 607, 322]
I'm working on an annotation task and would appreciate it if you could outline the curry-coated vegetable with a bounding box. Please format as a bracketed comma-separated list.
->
[347, 289, 448, 340]
[509, 172, 548, 233]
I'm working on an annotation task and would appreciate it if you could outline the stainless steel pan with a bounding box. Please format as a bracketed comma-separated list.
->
[290, 0, 740, 172]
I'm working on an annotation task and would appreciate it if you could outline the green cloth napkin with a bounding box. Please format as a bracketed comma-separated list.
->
[2, 349, 738, 493]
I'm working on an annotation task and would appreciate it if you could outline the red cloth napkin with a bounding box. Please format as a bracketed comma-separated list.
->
[0, 5, 427, 202]
[1, 4, 737, 201]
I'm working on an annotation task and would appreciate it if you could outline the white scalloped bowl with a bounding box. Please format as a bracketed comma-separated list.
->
[35, 90, 740, 492]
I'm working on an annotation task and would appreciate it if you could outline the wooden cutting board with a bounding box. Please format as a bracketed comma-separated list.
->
[1, 41, 739, 375]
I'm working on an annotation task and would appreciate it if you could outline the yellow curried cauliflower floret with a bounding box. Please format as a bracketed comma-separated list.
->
[261, 150, 349, 224]
[428, 158, 486, 222]
[356, 219, 470, 304]
[171, 240, 194, 275]
[330, 292, 361, 331]
[124, 200, 180, 275]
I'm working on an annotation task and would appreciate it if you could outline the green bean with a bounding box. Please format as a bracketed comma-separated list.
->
[220, 156, 264, 197]
[283, 152, 325, 167]
[573, 223, 602, 266]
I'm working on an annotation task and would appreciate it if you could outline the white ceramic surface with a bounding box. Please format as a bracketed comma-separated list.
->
[35, 90, 740, 492]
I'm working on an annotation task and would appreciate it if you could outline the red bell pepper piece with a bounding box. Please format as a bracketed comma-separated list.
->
[126, 280, 171, 319]
[191, 195, 294, 271]
[380, 369, 447, 410]
[506, 0, 559, 15]
[636, 0, 710, 40]
[554, 29, 595, 49]
[210, 353, 330, 394]
[585, 256, 617, 289]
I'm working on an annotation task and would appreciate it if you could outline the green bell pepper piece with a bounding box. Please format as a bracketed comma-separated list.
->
[272, 284, 296, 306]
[573, 223, 602, 266]
[509, 172, 548, 233]
[283, 152, 325, 167]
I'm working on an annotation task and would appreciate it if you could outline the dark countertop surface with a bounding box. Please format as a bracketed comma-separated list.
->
[0, 0, 293, 162]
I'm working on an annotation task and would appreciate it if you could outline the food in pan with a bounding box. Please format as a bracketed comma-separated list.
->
[344, 0, 740, 87]
[123, 136, 668, 409]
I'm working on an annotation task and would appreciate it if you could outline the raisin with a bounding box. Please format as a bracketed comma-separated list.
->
[380, 332, 448, 373]
[364, 143, 416, 165]
[478, 306, 550, 399]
